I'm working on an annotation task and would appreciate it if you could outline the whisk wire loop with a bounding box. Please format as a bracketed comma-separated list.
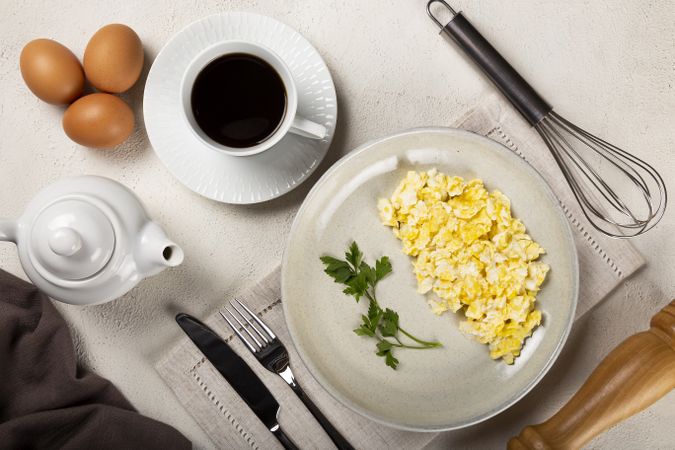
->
[536, 112, 666, 238]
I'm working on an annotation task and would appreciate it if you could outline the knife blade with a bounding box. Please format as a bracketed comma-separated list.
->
[176, 313, 298, 450]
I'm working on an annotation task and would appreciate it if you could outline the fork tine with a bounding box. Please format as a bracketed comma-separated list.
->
[230, 300, 270, 344]
[233, 298, 277, 340]
[220, 308, 262, 351]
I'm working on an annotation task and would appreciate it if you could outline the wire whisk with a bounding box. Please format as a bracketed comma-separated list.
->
[428, 0, 667, 238]
[536, 112, 666, 237]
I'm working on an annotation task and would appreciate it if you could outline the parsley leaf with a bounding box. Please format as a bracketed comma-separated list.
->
[375, 256, 392, 281]
[344, 271, 368, 302]
[354, 314, 375, 336]
[380, 308, 399, 337]
[385, 351, 399, 369]
[368, 300, 381, 321]
[320, 256, 354, 284]
[354, 326, 375, 337]
[359, 261, 376, 285]
[345, 241, 363, 271]
[376, 340, 393, 354]
[320, 241, 442, 370]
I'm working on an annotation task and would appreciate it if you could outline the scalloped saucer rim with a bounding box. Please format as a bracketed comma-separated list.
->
[143, 12, 337, 204]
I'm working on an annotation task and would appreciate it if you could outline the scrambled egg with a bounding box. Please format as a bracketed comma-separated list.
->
[378, 169, 549, 364]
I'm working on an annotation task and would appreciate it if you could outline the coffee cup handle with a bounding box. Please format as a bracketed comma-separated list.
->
[290, 116, 326, 140]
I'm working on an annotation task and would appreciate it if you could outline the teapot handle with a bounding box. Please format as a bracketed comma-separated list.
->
[0, 219, 17, 242]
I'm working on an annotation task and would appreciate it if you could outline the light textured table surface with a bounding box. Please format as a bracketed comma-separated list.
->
[1, 0, 673, 448]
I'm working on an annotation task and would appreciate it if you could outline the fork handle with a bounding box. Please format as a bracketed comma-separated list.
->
[291, 382, 356, 450]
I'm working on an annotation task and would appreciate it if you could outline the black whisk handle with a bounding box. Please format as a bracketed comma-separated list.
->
[429, 1, 552, 125]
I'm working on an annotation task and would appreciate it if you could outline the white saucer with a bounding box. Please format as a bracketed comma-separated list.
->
[143, 13, 337, 204]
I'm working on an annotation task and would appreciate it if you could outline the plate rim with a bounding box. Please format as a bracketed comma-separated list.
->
[143, 11, 338, 205]
[281, 126, 579, 431]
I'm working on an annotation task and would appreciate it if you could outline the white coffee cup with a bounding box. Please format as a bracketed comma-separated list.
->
[181, 41, 326, 157]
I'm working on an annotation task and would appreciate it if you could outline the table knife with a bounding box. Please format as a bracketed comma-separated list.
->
[176, 313, 298, 450]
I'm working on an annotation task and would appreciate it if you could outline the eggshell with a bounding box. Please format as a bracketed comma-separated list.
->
[63, 93, 134, 148]
[20, 39, 84, 105]
[83, 24, 144, 93]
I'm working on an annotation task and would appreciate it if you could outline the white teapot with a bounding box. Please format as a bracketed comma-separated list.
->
[0, 175, 183, 305]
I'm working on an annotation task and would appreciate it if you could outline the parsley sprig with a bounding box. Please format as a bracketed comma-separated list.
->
[320, 242, 442, 369]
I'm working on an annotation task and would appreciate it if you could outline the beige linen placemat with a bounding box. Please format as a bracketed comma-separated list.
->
[156, 94, 644, 450]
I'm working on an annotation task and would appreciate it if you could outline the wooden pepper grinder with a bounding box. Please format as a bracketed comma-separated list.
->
[508, 300, 675, 450]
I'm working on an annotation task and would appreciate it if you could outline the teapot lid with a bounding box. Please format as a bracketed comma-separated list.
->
[29, 198, 115, 281]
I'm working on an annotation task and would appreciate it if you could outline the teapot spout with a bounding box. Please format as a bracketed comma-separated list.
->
[0, 219, 17, 243]
[135, 221, 184, 276]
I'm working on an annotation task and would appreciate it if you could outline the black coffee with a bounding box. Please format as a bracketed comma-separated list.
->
[191, 53, 287, 148]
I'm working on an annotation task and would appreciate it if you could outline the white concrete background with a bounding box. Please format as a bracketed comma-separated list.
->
[1, 0, 673, 448]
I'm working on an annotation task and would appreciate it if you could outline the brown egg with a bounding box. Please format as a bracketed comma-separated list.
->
[20, 39, 84, 105]
[84, 24, 144, 93]
[63, 93, 134, 148]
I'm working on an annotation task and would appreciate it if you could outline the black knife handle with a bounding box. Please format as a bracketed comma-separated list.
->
[430, 1, 552, 125]
[271, 424, 299, 450]
[293, 383, 355, 450]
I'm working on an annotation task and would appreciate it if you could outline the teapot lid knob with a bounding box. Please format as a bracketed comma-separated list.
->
[48, 227, 83, 257]
[29, 198, 116, 282]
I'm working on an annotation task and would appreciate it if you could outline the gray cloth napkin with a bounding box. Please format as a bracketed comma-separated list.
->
[0, 269, 191, 450]
[155, 94, 645, 449]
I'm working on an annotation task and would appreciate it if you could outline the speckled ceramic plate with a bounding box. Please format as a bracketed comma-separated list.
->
[143, 13, 337, 204]
[282, 128, 578, 431]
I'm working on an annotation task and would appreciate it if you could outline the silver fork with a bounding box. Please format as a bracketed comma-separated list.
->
[221, 299, 355, 450]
